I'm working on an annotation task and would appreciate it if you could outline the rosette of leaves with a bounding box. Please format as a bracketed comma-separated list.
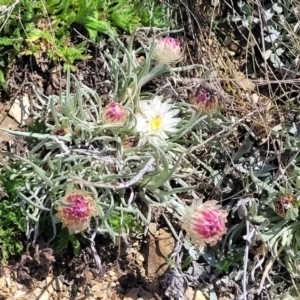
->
[0, 31, 234, 258]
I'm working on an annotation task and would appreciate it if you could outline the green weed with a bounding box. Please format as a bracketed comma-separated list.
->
[0, 169, 26, 263]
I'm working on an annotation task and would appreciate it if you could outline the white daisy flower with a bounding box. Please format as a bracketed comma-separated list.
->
[135, 96, 181, 145]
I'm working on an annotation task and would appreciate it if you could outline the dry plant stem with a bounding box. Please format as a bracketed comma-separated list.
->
[177, 77, 300, 87]
[251, 255, 265, 282]
[243, 219, 256, 300]
[258, 245, 284, 294]
[71, 157, 155, 190]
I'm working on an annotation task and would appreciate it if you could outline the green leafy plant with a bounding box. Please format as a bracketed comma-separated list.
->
[0, 168, 26, 263]
[0, 29, 230, 264]
[0, 0, 169, 88]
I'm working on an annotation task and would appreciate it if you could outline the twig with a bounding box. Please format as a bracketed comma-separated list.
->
[258, 245, 284, 294]
[71, 157, 155, 190]
[243, 220, 256, 300]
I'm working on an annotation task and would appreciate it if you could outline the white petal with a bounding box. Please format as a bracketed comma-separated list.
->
[165, 109, 180, 118]
[135, 114, 148, 132]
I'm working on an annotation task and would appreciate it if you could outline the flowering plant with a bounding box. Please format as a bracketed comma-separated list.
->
[55, 190, 98, 235]
[182, 200, 228, 247]
[0, 29, 233, 263]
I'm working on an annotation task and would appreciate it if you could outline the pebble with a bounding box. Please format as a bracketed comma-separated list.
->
[137, 254, 145, 262]
[47, 283, 54, 295]
[185, 287, 208, 300]
[12, 289, 27, 298]
[52, 291, 59, 300]
[2, 286, 10, 294]
[138, 290, 153, 299]
[111, 276, 118, 282]
[52, 277, 64, 291]
[91, 282, 108, 292]
[34, 287, 43, 297]
[5, 276, 12, 287]
[0, 277, 6, 288]
[108, 270, 116, 277]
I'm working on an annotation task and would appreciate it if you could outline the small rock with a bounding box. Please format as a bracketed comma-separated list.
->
[47, 283, 54, 295]
[185, 287, 208, 300]
[52, 277, 64, 292]
[124, 288, 140, 300]
[138, 289, 154, 300]
[17, 283, 25, 290]
[45, 276, 53, 286]
[111, 276, 118, 282]
[10, 286, 17, 293]
[111, 282, 117, 287]
[34, 288, 43, 297]
[5, 276, 11, 287]
[0, 277, 6, 288]
[86, 271, 94, 281]
[9, 93, 30, 125]
[107, 288, 112, 298]
[1, 286, 10, 294]
[132, 241, 139, 247]
[33, 287, 51, 300]
[12, 289, 27, 299]
[52, 291, 59, 300]
[91, 282, 109, 292]
[108, 270, 116, 277]
[38, 280, 47, 289]
[146, 224, 175, 278]
[137, 254, 145, 262]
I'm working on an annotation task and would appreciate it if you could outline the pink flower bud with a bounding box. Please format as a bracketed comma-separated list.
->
[153, 36, 184, 65]
[274, 194, 297, 218]
[52, 125, 69, 136]
[182, 200, 228, 246]
[191, 85, 218, 113]
[56, 190, 98, 235]
[103, 102, 128, 123]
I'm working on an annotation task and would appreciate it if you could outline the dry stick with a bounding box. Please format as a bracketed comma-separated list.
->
[178, 77, 300, 85]
[258, 245, 284, 294]
[71, 157, 155, 190]
[243, 220, 256, 300]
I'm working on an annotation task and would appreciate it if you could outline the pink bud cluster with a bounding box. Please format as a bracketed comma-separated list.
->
[274, 194, 297, 218]
[190, 85, 218, 114]
[182, 200, 228, 246]
[103, 102, 128, 123]
[56, 190, 98, 235]
[153, 36, 184, 65]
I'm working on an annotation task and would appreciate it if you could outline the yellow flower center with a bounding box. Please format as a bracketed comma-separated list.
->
[150, 117, 163, 130]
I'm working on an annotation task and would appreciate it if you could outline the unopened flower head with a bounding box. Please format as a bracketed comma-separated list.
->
[191, 85, 218, 113]
[274, 194, 298, 218]
[182, 200, 228, 247]
[56, 190, 98, 235]
[153, 36, 183, 65]
[135, 95, 181, 145]
[103, 102, 128, 123]
[52, 125, 69, 136]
